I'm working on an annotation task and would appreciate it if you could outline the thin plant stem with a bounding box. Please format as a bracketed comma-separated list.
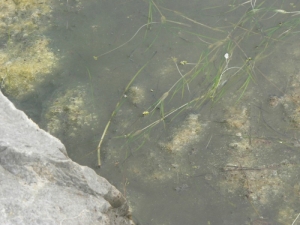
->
[148, 57, 199, 114]
[173, 58, 191, 94]
[96, 22, 159, 58]
[129, 93, 205, 138]
[292, 213, 300, 225]
[96, 58, 152, 166]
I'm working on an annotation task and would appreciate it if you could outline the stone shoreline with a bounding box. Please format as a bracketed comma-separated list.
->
[0, 90, 134, 225]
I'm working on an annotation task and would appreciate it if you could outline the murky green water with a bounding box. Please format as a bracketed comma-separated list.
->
[3, 0, 300, 224]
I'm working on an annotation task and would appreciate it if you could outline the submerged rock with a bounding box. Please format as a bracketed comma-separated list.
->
[0, 90, 134, 225]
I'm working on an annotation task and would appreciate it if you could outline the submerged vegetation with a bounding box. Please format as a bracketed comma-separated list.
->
[2, 0, 300, 224]
[95, 0, 300, 159]
[0, 0, 57, 99]
[91, 0, 300, 224]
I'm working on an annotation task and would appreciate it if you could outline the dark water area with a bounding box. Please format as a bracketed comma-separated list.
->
[3, 0, 300, 224]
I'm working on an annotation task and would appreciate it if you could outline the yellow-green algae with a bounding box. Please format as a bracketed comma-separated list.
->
[0, 0, 57, 99]
[106, 113, 204, 183]
[219, 102, 300, 224]
[42, 85, 98, 138]
[160, 114, 201, 153]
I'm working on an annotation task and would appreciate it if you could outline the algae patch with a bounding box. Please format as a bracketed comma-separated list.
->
[161, 114, 201, 153]
[115, 113, 204, 183]
[0, 39, 57, 98]
[0, 0, 58, 99]
[41, 85, 98, 139]
[127, 85, 146, 105]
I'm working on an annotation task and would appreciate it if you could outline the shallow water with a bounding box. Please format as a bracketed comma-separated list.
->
[4, 0, 300, 224]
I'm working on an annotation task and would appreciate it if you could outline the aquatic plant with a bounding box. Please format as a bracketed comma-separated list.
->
[95, 0, 300, 168]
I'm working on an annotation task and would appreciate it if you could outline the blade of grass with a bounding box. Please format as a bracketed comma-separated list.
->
[96, 55, 154, 166]
[96, 22, 160, 59]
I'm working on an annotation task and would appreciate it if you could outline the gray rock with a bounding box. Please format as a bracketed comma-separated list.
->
[0, 91, 134, 225]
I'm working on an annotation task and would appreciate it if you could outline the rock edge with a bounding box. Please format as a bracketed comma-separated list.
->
[0, 90, 134, 225]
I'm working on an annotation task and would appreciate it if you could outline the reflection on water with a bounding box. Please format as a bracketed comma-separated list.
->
[2, 0, 300, 224]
